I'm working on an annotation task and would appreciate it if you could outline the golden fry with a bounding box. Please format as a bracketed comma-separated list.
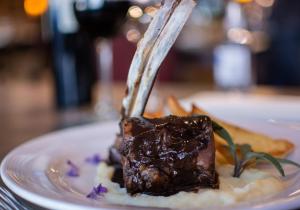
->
[144, 104, 164, 119]
[215, 150, 230, 165]
[144, 111, 164, 119]
[191, 104, 294, 158]
[167, 96, 189, 116]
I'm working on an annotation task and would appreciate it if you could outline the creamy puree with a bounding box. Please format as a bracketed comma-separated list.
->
[97, 162, 284, 208]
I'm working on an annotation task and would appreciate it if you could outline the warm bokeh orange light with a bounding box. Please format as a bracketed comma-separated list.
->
[235, 0, 253, 3]
[24, 0, 48, 17]
[255, 0, 275, 7]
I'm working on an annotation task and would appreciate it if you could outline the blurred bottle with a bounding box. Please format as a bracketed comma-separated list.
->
[49, 0, 96, 109]
[213, 1, 253, 90]
[73, 0, 130, 120]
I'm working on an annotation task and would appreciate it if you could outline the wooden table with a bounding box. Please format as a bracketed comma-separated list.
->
[0, 79, 299, 209]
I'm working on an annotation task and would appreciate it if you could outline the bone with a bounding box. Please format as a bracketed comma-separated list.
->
[122, 0, 196, 118]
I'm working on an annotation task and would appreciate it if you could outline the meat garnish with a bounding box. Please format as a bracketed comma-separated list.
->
[119, 116, 218, 195]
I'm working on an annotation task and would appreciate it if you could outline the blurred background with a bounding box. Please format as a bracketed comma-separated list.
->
[0, 0, 300, 158]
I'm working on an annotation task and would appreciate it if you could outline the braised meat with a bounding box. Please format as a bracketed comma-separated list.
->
[119, 115, 219, 196]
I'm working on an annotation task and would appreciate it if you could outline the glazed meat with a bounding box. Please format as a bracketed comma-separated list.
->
[119, 115, 219, 196]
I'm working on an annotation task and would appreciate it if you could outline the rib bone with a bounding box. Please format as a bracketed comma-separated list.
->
[122, 0, 196, 118]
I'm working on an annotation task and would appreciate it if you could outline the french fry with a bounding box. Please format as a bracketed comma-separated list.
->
[167, 96, 189, 116]
[191, 104, 294, 158]
[215, 150, 230, 166]
[144, 104, 165, 119]
[167, 96, 294, 159]
[144, 110, 164, 119]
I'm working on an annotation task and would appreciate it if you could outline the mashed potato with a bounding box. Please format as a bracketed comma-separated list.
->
[97, 162, 284, 208]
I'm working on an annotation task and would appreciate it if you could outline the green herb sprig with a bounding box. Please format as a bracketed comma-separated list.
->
[212, 121, 300, 178]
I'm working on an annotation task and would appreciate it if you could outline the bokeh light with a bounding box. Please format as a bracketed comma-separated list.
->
[144, 6, 158, 17]
[235, 0, 253, 4]
[227, 28, 253, 45]
[128, 6, 143, 19]
[255, 0, 275, 7]
[24, 0, 48, 17]
[126, 28, 141, 43]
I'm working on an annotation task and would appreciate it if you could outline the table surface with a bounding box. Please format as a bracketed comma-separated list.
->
[1, 80, 300, 209]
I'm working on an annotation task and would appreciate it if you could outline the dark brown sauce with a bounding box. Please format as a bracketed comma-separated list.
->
[117, 115, 219, 196]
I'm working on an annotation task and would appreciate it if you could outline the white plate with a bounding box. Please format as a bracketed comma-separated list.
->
[1, 94, 300, 210]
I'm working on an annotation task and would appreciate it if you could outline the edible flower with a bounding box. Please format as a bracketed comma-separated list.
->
[66, 160, 80, 177]
[86, 184, 108, 199]
[85, 154, 102, 165]
[212, 121, 300, 178]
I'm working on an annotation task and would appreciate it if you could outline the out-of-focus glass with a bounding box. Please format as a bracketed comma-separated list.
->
[73, 0, 131, 120]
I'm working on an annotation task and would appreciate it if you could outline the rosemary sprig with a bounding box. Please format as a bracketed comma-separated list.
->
[277, 158, 300, 168]
[212, 121, 238, 176]
[212, 120, 300, 178]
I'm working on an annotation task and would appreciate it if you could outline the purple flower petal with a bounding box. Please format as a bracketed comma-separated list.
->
[86, 184, 108, 199]
[95, 184, 108, 193]
[85, 154, 102, 165]
[86, 191, 97, 199]
[66, 160, 79, 177]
